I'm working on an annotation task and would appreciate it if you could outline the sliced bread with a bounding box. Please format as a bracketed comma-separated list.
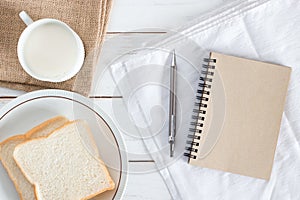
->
[0, 116, 69, 200]
[13, 120, 115, 200]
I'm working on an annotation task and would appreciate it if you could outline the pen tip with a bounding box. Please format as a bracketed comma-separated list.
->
[170, 143, 174, 157]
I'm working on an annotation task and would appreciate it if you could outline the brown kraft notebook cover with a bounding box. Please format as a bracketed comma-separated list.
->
[187, 52, 291, 180]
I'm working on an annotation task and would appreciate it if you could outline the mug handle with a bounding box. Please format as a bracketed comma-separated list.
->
[19, 11, 34, 26]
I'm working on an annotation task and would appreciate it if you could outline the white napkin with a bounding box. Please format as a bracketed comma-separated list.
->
[109, 0, 300, 199]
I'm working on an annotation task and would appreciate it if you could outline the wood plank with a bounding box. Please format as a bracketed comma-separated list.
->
[0, 98, 11, 107]
[0, 87, 25, 98]
[107, 0, 232, 32]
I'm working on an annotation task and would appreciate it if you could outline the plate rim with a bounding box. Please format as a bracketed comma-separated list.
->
[0, 89, 128, 200]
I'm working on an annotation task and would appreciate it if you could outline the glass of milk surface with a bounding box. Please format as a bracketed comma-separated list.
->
[17, 11, 85, 82]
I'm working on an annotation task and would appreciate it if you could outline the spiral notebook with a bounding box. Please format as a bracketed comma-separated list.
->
[184, 52, 291, 180]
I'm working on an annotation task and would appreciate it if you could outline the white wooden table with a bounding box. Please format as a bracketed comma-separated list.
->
[0, 0, 233, 199]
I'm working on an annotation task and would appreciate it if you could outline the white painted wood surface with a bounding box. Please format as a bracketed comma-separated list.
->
[0, 0, 234, 199]
[107, 0, 233, 32]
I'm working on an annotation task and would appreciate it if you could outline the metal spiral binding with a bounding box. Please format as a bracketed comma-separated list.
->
[184, 57, 216, 160]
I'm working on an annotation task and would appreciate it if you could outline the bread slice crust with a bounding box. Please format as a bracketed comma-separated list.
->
[0, 116, 69, 200]
[13, 120, 115, 200]
[0, 135, 28, 200]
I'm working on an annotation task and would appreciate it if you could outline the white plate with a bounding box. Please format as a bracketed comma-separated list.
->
[0, 90, 127, 200]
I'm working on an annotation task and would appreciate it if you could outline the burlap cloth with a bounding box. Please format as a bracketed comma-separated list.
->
[0, 0, 112, 96]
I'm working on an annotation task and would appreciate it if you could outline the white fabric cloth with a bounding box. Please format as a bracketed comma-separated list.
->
[109, 0, 300, 199]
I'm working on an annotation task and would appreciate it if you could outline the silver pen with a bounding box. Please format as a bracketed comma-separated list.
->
[169, 50, 177, 157]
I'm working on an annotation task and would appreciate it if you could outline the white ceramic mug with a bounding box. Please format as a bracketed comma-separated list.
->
[17, 11, 85, 82]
